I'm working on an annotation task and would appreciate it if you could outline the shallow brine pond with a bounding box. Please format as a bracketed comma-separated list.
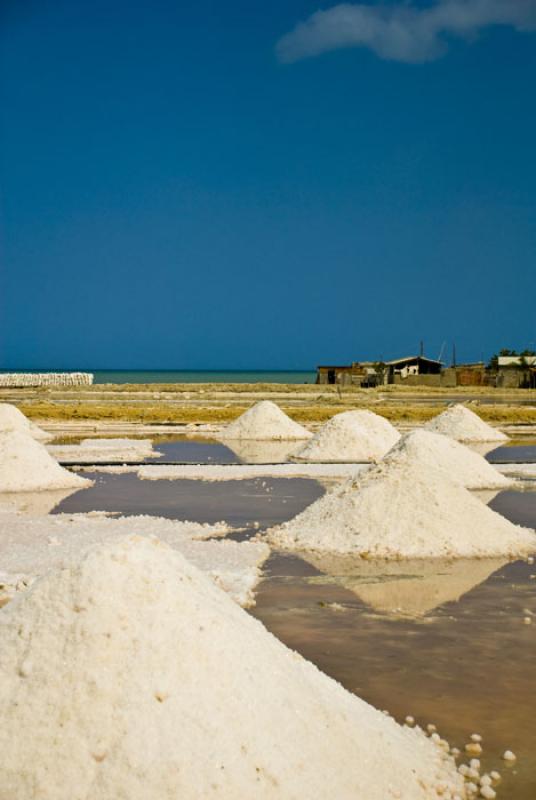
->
[48, 466, 536, 799]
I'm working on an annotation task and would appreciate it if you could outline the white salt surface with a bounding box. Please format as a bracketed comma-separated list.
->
[304, 553, 507, 617]
[0, 430, 91, 492]
[48, 437, 156, 463]
[292, 410, 400, 463]
[0, 403, 52, 442]
[424, 404, 508, 442]
[266, 460, 536, 559]
[137, 463, 367, 481]
[0, 536, 464, 799]
[0, 512, 268, 608]
[220, 400, 312, 440]
[383, 429, 513, 490]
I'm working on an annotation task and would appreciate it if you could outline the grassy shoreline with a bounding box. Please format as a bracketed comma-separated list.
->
[3, 381, 534, 427]
[16, 400, 536, 426]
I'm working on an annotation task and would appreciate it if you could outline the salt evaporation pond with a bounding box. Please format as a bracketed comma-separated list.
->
[2, 432, 534, 799]
[44, 458, 536, 800]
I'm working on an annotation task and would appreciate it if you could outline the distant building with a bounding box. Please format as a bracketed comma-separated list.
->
[316, 352, 536, 388]
[497, 356, 536, 388]
[316, 362, 380, 386]
[498, 356, 536, 367]
[385, 355, 442, 382]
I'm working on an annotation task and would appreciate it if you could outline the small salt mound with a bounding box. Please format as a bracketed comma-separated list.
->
[0, 430, 91, 492]
[293, 410, 400, 463]
[0, 403, 51, 442]
[383, 429, 513, 490]
[0, 536, 463, 799]
[424, 404, 508, 442]
[221, 400, 312, 441]
[267, 460, 535, 559]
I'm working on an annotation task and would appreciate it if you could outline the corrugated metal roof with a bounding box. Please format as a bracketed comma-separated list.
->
[385, 355, 443, 366]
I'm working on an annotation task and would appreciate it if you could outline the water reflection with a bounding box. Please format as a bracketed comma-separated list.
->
[222, 439, 300, 464]
[301, 553, 507, 617]
[0, 487, 83, 516]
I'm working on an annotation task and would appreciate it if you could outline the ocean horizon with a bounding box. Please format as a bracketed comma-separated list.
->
[0, 369, 317, 385]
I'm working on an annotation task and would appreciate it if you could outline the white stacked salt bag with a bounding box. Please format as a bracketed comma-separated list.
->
[383, 429, 513, 490]
[424, 404, 508, 443]
[220, 400, 312, 441]
[0, 430, 91, 492]
[293, 409, 400, 463]
[266, 459, 535, 559]
[0, 402, 52, 442]
[0, 536, 464, 800]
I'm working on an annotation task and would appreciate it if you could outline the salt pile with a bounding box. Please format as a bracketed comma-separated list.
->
[0, 512, 268, 608]
[383, 429, 513, 490]
[425, 404, 508, 442]
[0, 430, 91, 492]
[304, 553, 507, 617]
[0, 402, 51, 442]
[267, 460, 536, 558]
[220, 400, 312, 441]
[0, 536, 463, 799]
[292, 409, 400, 463]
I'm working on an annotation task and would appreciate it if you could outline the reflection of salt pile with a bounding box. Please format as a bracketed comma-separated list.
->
[304, 553, 506, 617]
[221, 400, 311, 440]
[0, 513, 268, 608]
[267, 460, 535, 558]
[225, 438, 300, 464]
[49, 438, 156, 463]
[0, 430, 91, 492]
[425, 404, 508, 442]
[0, 402, 52, 442]
[0, 488, 81, 516]
[383, 429, 513, 490]
[0, 536, 463, 799]
[293, 410, 400, 463]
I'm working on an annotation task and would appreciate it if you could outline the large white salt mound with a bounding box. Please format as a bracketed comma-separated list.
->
[424, 404, 508, 442]
[267, 460, 535, 559]
[383, 429, 513, 490]
[0, 430, 91, 492]
[293, 409, 400, 463]
[0, 536, 463, 800]
[221, 400, 312, 441]
[0, 403, 52, 442]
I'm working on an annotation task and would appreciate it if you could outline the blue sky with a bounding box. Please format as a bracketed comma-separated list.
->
[1, 0, 535, 369]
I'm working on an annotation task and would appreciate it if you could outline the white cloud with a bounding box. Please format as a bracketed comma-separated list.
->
[276, 0, 536, 63]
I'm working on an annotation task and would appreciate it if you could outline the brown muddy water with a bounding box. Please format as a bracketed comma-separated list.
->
[48, 457, 536, 799]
